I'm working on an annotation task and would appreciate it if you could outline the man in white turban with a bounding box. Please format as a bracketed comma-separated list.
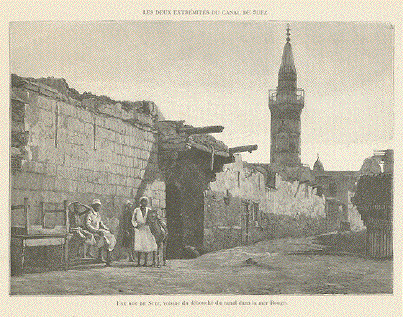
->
[84, 199, 116, 266]
[131, 196, 157, 266]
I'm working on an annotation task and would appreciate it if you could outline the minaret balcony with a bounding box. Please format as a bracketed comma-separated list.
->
[268, 88, 305, 107]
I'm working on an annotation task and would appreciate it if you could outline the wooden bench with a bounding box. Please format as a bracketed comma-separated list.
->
[11, 199, 120, 274]
[11, 199, 69, 275]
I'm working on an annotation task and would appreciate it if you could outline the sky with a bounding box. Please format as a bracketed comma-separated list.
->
[9, 20, 394, 171]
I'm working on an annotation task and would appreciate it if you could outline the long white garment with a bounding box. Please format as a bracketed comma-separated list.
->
[132, 207, 157, 252]
[85, 210, 117, 252]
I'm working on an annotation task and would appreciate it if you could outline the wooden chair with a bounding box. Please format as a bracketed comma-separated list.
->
[11, 199, 69, 275]
[10, 198, 29, 236]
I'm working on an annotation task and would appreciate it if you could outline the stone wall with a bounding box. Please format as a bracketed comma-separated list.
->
[11, 80, 165, 260]
[204, 154, 327, 252]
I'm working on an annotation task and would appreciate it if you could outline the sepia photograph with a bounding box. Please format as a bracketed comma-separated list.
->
[4, 1, 401, 315]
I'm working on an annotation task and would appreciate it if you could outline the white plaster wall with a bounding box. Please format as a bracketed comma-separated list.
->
[267, 174, 325, 217]
[210, 155, 325, 219]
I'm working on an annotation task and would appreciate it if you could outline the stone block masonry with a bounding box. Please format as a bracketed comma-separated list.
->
[11, 78, 165, 260]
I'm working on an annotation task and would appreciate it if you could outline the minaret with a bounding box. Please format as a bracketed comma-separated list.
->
[269, 24, 304, 167]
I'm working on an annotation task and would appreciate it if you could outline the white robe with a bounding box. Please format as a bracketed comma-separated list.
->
[132, 207, 157, 252]
[85, 210, 116, 252]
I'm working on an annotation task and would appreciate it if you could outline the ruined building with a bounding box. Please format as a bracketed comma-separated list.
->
[205, 155, 326, 252]
[157, 121, 257, 258]
[10, 74, 257, 262]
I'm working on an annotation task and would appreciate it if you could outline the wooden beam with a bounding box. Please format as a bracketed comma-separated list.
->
[188, 141, 230, 157]
[179, 125, 224, 134]
[229, 144, 258, 154]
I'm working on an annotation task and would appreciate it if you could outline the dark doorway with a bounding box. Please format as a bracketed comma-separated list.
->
[166, 183, 183, 259]
[180, 188, 205, 249]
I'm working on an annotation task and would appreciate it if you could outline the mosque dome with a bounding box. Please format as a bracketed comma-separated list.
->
[313, 154, 325, 172]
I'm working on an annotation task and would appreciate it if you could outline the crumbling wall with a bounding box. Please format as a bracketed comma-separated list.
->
[268, 174, 325, 218]
[11, 79, 165, 260]
[204, 155, 327, 252]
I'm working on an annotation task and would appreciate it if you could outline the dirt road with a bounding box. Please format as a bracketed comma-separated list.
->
[10, 235, 392, 295]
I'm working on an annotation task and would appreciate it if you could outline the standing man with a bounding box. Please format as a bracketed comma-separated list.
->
[132, 197, 157, 266]
[122, 200, 135, 261]
[85, 199, 116, 266]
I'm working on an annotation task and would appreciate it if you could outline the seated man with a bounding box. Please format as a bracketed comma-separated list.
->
[68, 201, 95, 258]
[84, 199, 116, 266]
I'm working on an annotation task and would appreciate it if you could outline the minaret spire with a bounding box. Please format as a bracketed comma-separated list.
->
[269, 24, 305, 167]
[277, 24, 297, 94]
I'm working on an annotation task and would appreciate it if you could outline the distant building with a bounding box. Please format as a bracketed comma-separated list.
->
[312, 155, 363, 231]
[203, 25, 368, 252]
[267, 25, 363, 232]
